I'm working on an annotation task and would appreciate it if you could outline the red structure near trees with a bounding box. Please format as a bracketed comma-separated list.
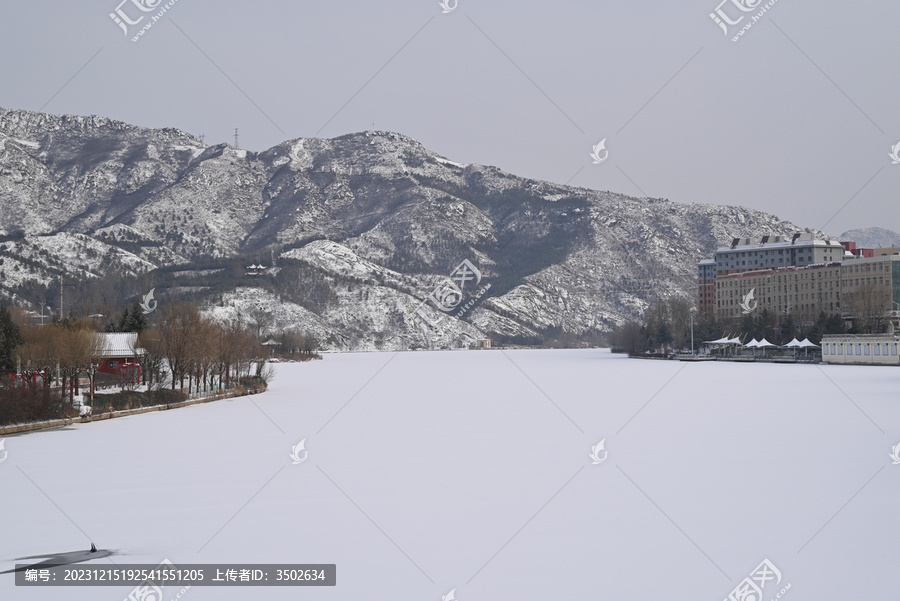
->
[96, 332, 144, 384]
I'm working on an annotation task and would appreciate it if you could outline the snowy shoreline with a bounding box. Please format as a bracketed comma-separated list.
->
[0, 386, 266, 437]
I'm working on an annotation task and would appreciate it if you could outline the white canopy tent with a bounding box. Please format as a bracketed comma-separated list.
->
[796, 338, 820, 358]
[705, 335, 732, 345]
[702, 334, 744, 356]
[744, 337, 776, 356]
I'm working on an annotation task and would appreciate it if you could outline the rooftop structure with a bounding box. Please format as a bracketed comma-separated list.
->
[98, 332, 144, 358]
[714, 234, 848, 277]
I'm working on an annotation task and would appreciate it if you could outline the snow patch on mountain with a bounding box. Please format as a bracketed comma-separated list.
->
[203, 287, 342, 349]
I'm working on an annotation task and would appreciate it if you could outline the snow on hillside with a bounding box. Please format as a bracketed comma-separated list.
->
[840, 226, 900, 248]
[203, 287, 340, 348]
[0, 233, 158, 292]
[0, 106, 827, 346]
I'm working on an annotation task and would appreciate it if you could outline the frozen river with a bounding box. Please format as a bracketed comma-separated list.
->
[1, 349, 898, 600]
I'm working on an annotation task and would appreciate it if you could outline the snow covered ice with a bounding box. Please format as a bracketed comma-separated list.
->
[1, 349, 899, 599]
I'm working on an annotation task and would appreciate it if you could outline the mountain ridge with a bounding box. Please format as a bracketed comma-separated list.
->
[839, 227, 900, 249]
[0, 106, 822, 349]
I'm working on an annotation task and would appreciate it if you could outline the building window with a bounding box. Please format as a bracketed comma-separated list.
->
[893, 344, 898, 356]
[864, 344, 870, 356]
[874, 344, 881, 356]
[838, 344, 843, 355]
[856, 344, 862, 355]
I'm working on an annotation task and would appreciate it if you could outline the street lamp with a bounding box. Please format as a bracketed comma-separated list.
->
[690, 307, 698, 354]
[88, 362, 97, 410]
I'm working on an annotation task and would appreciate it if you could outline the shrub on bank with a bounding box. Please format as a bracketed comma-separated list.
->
[0, 386, 74, 426]
[236, 376, 267, 393]
[91, 388, 188, 412]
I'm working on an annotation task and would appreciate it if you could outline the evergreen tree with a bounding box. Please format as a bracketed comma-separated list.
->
[116, 305, 131, 332]
[125, 299, 147, 333]
[114, 300, 148, 333]
[0, 305, 24, 373]
[779, 314, 797, 343]
[655, 323, 673, 350]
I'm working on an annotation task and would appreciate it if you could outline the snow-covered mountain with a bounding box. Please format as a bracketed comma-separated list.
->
[839, 227, 900, 249]
[0, 106, 821, 349]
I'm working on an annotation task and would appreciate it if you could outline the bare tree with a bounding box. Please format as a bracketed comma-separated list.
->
[135, 329, 165, 390]
[186, 317, 218, 394]
[215, 318, 246, 390]
[847, 283, 891, 333]
[611, 321, 647, 354]
[157, 304, 203, 390]
[668, 296, 693, 350]
[248, 308, 274, 341]
[300, 332, 319, 356]
[251, 336, 268, 378]
[18, 324, 60, 390]
[235, 327, 257, 379]
[56, 327, 102, 402]
[279, 329, 304, 359]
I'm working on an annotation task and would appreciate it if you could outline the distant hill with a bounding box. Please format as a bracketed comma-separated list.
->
[0, 106, 822, 349]
[839, 227, 900, 248]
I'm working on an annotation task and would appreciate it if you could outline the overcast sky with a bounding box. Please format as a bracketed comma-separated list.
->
[1, 0, 897, 237]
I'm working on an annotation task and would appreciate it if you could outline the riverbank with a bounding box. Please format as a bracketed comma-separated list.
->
[0, 383, 267, 436]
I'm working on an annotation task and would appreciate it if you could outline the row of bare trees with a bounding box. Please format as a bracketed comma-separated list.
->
[139, 304, 268, 394]
[17, 320, 102, 401]
[11, 304, 270, 400]
[844, 283, 894, 334]
[277, 328, 320, 358]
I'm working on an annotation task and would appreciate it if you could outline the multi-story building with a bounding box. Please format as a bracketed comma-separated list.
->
[840, 254, 900, 308]
[715, 263, 843, 321]
[698, 259, 716, 316]
[713, 234, 847, 277]
[710, 252, 900, 324]
[699, 234, 900, 324]
[698, 234, 847, 317]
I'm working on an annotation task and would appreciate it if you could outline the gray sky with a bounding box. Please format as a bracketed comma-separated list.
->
[1, 0, 897, 237]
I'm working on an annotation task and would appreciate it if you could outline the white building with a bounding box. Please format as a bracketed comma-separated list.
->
[821, 334, 900, 365]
